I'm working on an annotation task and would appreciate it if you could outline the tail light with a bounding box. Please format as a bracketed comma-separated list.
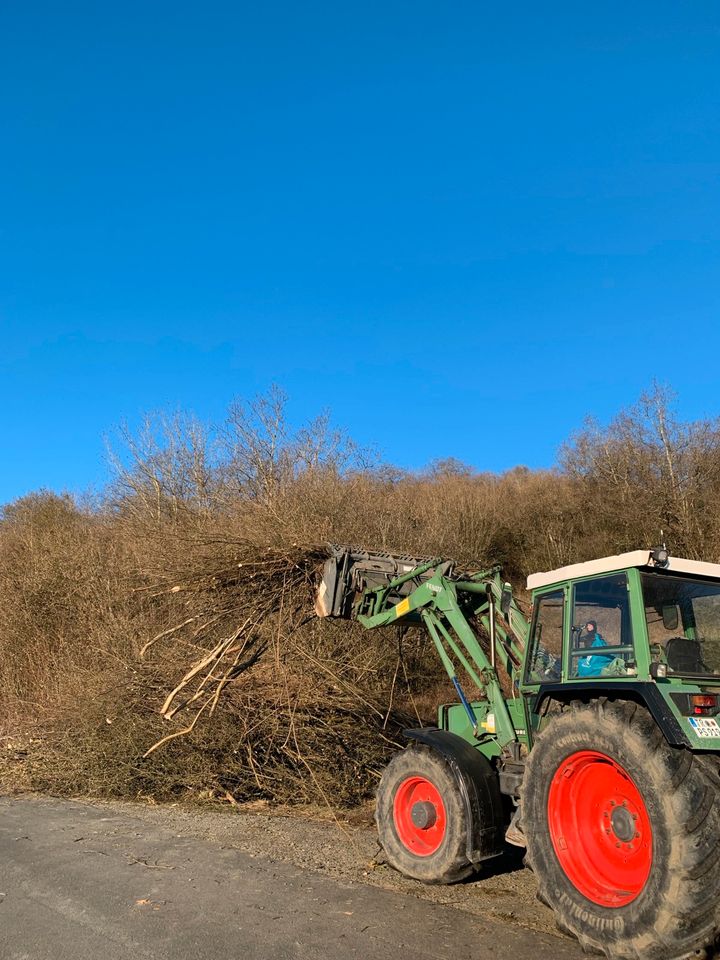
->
[690, 694, 718, 716]
[671, 692, 720, 717]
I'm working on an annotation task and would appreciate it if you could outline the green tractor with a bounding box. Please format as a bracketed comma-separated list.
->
[316, 545, 720, 960]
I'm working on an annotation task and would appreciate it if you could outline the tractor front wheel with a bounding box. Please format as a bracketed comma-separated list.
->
[375, 744, 473, 884]
[523, 699, 720, 960]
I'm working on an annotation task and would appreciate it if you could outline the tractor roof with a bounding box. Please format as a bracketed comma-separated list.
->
[527, 550, 720, 591]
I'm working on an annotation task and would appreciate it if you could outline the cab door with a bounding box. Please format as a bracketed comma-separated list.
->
[566, 572, 636, 679]
[525, 587, 566, 684]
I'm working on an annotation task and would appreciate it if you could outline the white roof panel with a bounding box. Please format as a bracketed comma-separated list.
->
[526, 550, 720, 591]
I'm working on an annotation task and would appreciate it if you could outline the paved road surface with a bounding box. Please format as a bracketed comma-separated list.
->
[0, 797, 583, 960]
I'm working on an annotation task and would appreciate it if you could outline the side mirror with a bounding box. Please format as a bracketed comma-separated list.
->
[500, 583, 512, 617]
[662, 605, 679, 631]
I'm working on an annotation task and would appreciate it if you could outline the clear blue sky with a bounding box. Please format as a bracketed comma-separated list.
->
[1, 1, 719, 504]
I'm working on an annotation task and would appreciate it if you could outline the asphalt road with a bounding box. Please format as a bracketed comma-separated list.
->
[0, 796, 583, 960]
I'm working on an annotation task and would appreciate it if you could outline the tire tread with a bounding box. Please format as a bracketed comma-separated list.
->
[523, 699, 720, 960]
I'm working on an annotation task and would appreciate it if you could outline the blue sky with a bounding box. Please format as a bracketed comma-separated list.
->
[1, 1, 719, 504]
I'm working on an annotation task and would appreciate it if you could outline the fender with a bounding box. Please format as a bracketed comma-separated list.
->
[531, 681, 691, 748]
[403, 728, 505, 863]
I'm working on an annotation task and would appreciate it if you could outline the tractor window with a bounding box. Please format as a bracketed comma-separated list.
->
[527, 590, 564, 683]
[570, 573, 633, 679]
[640, 572, 720, 677]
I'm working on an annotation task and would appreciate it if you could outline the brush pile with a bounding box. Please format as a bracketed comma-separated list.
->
[0, 524, 433, 807]
[132, 540, 419, 805]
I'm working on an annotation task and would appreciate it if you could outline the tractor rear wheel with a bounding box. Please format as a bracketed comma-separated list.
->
[523, 699, 720, 960]
[375, 744, 474, 884]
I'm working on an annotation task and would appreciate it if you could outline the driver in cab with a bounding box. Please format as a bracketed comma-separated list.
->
[576, 619, 616, 677]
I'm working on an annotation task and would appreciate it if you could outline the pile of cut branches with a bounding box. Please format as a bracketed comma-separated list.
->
[0, 526, 439, 807]
[133, 540, 423, 806]
[138, 544, 322, 753]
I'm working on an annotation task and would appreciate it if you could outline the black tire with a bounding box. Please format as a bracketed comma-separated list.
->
[375, 744, 473, 884]
[523, 699, 720, 960]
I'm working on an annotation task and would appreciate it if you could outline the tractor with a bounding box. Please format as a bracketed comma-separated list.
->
[315, 545, 720, 960]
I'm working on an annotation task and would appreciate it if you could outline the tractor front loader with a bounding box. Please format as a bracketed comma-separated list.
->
[316, 544, 720, 960]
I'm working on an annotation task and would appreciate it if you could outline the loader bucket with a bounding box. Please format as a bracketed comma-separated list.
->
[315, 545, 453, 619]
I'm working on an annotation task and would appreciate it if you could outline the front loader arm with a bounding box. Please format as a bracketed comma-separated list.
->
[316, 546, 530, 749]
[449, 569, 529, 675]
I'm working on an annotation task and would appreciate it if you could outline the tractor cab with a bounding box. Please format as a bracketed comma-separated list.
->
[523, 549, 720, 747]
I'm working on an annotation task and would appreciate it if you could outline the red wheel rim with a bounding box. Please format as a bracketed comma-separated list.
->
[548, 750, 653, 907]
[393, 776, 447, 856]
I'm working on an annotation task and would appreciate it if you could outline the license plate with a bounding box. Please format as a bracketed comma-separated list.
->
[688, 716, 720, 738]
